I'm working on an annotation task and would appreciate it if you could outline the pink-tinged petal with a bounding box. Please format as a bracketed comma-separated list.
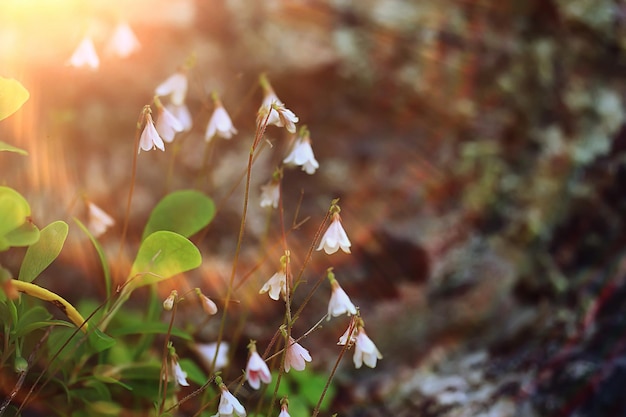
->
[284, 337, 312, 372]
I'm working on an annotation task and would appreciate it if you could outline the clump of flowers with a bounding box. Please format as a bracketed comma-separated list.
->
[338, 316, 383, 369]
[257, 74, 298, 133]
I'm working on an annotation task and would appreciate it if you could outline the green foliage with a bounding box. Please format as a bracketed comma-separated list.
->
[124, 230, 202, 292]
[0, 140, 28, 155]
[0, 76, 29, 121]
[142, 189, 215, 240]
[18, 221, 68, 282]
[0, 186, 39, 251]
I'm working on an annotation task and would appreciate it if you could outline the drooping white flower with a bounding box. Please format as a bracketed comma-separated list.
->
[87, 202, 114, 237]
[259, 270, 287, 301]
[155, 71, 188, 106]
[260, 179, 280, 209]
[317, 212, 351, 254]
[206, 95, 237, 141]
[353, 327, 382, 369]
[106, 22, 140, 58]
[196, 289, 218, 315]
[163, 290, 178, 311]
[67, 36, 99, 69]
[213, 385, 247, 417]
[257, 75, 298, 132]
[139, 112, 165, 153]
[171, 355, 189, 386]
[284, 337, 311, 372]
[327, 275, 357, 319]
[283, 129, 319, 174]
[166, 103, 193, 131]
[155, 104, 184, 143]
[245, 342, 271, 390]
[337, 322, 357, 346]
[195, 342, 229, 370]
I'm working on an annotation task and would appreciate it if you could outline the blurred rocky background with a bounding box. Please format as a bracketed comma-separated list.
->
[2, 0, 626, 416]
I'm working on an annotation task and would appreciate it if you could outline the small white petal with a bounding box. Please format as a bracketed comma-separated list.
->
[87, 202, 114, 237]
[155, 106, 184, 142]
[260, 271, 286, 301]
[106, 22, 140, 58]
[172, 361, 189, 386]
[68, 37, 99, 69]
[284, 337, 312, 372]
[139, 115, 165, 153]
[194, 342, 229, 370]
[155, 72, 188, 106]
[283, 138, 319, 175]
[167, 103, 193, 131]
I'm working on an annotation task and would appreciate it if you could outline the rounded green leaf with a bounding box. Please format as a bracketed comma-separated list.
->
[19, 221, 68, 282]
[0, 186, 31, 237]
[0, 76, 29, 121]
[142, 190, 215, 240]
[126, 231, 201, 291]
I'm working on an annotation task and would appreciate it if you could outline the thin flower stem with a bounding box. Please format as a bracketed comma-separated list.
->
[312, 324, 353, 417]
[210, 112, 270, 370]
[158, 301, 178, 415]
[115, 109, 145, 284]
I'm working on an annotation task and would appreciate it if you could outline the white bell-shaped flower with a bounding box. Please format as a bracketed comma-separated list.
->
[354, 327, 382, 369]
[283, 130, 319, 175]
[260, 179, 280, 209]
[213, 385, 246, 417]
[155, 104, 184, 143]
[284, 337, 312, 372]
[155, 71, 188, 106]
[106, 22, 140, 58]
[327, 276, 357, 319]
[166, 103, 193, 131]
[260, 270, 287, 301]
[87, 202, 114, 237]
[138, 112, 165, 153]
[205, 97, 237, 141]
[317, 212, 351, 254]
[67, 37, 99, 69]
[245, 343, 271, 390]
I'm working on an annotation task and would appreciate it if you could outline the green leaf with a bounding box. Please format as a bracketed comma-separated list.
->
[0, 76, 29, 121]
[74, 218, 112, 301]
[19, 221, 68, 282]
[125, 231, 201, 292]
[88, 328, 116, 353]
[3, 221, 40, 248]
[0, 140, 28, 155]
[142, 190, 215, 240]
[179, 358, 208, 385]
[0, 186, 31, 237]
